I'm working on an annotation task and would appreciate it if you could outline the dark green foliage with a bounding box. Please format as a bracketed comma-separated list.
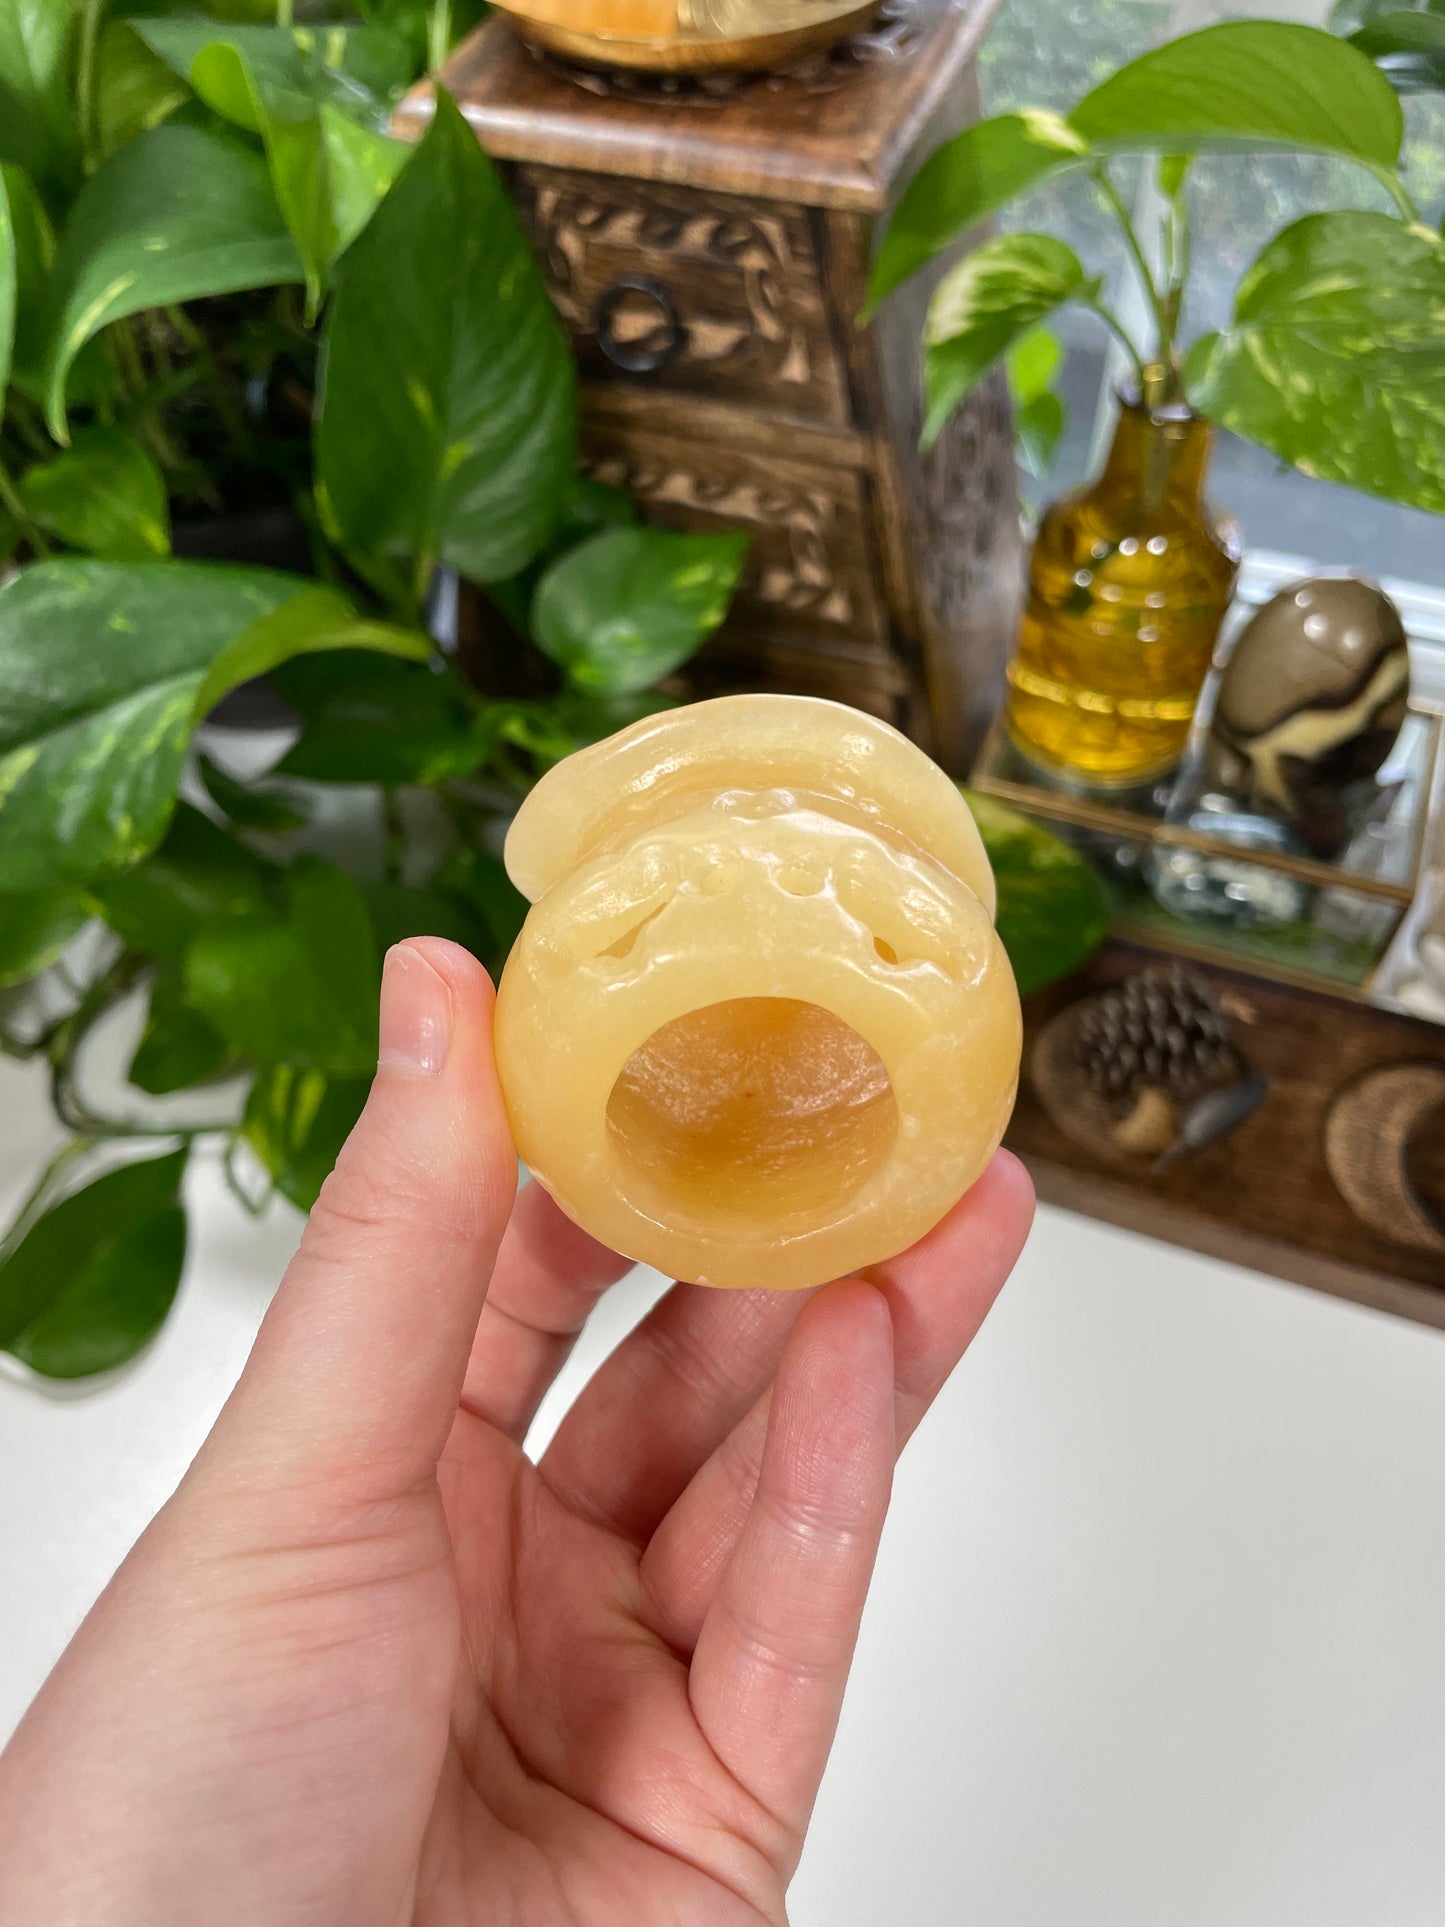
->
[0, 0, 748, 1379]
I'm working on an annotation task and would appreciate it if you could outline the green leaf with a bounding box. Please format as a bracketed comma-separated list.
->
[533, 527, 747, 697]
[923, 233, 1095, 450]
[311, 107, 409, 257]
[550, 686, 678, 747]
[0, 161, 53, 391]
[0, 887, 89, 984]
[866, 111, 1090, 311]
[559, 476, 639, 538]
[1348, 10, 1445, 92]
[0, 1149, 188, 1379]
[1014, 392, 1066, 479]
[16, 428, 171, 560]
[1157, 152, 1191, 200]
[431, 845, 529, 961]
[360, 880, 488, 956]
[91, 804, 276, 959]
[242, 1063, 368, 1211]
[486, 475, 640, 640]
[1184, 211, 1445, 515]
[41, 123, 304, 439]
[0, 0, 77, 188]
[185, 855, 380, 1073]
[129, 967, 233, 1094]
[94, 22, 190, 160]
[139, 25, 410, 315]
[1007, 328, 1068, 480]
[274, 650, 487, 783]
[197, 753, 307, 832]
[138, 19, 412, 120]
[1070, 21, 1404, 167]
[962, 789, 1109, 997]
[316, 90, 577, 584]
[1005, 324, 1062, 406]
[0, 563, 429, 890]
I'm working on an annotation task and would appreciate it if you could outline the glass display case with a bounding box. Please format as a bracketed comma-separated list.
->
[972, 554, 1445, 1005]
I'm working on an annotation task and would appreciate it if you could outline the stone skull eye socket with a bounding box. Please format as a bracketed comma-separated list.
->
[605, 997, 898, 1223]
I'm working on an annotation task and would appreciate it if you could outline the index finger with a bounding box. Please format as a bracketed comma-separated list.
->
[640, 1152, 1035, 1652]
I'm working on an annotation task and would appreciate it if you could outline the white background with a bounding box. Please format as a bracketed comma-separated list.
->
[6, 1046, 1445, 1926]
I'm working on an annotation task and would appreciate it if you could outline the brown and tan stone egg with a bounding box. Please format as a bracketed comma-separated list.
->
[1207, 575, 1410, 860]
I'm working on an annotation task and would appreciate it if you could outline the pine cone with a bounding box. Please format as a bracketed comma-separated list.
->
[1077, 967, 1240, 1111]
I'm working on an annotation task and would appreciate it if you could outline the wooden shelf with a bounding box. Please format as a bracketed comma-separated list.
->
[1007, 940, 1445, 1330]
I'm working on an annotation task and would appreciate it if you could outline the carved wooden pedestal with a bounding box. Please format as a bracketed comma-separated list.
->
[400, 0, 1021, 772]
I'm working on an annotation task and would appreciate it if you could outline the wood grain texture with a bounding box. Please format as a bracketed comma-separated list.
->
[1007, 940, 1445, 1327]
[397, 0, 1001, 210]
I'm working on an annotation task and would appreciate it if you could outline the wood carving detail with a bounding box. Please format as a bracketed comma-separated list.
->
[514, 171, 847, 422]
[1324, 1065, 1445, 1254]
[582, 437, 881, 635]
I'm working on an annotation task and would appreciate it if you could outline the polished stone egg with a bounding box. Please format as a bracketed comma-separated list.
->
[1207, 574, 1410, 859]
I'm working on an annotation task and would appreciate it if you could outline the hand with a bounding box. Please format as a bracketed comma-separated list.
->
[0, 939, 1032, 1927]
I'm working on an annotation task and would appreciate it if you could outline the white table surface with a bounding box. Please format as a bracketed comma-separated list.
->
[4, 1047, 1445, 1927]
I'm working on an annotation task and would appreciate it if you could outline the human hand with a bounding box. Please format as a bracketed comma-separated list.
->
[0, 938, 1033, 1926]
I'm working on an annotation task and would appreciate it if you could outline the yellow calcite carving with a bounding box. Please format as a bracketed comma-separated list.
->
[495, 695, 1022, 1291]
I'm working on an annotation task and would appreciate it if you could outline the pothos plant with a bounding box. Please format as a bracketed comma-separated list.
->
[0, 0, 759, 1383]
[868, 17, 1445, 516]
[0, 0, 1106, 1385]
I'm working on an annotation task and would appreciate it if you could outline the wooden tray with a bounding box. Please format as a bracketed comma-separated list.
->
[1007, 940, 1445, 1330]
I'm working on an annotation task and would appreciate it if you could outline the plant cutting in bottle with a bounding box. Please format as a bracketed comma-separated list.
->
[868, 18, 1445, 517]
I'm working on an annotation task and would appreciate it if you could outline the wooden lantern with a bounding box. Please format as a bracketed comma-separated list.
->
[398, 0, 1022, 774]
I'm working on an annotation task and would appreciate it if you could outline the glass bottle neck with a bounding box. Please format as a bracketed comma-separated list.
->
[1097, 397, 1214, 515]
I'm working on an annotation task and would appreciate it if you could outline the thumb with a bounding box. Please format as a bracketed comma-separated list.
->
[204, 937, 518, 1496]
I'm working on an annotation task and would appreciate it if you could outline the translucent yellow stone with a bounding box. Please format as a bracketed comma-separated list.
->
[495, 695, 1022, 1291]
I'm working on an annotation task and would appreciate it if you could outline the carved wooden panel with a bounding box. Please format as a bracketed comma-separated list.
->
[512, 167, 851, 426]
[580, 417, 891, 647]
[1008, 940, 1445, 1330]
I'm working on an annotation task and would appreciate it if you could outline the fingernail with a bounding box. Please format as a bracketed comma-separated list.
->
[379, 944, 453, 1077]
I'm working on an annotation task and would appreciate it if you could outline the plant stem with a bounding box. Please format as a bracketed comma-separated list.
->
[1081, 297, 1151, 401]
[276, 0, 293, 27]
[39, 956, 238, 1142]
[110, 318, 147, 402]
[1091, 164, 1177, 393]
[0, 1137, 95, 1255]
[75, 0, 107, 172]
[413, 547, 438, 614]
[428, 0, 452, 72]
[1368, 163, 1422, 225]
[223, 1135, 273, 1217]
[0, 454, 52, 557]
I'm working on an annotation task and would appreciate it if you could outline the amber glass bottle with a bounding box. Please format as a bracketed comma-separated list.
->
[1006, 395, 1240, 786]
